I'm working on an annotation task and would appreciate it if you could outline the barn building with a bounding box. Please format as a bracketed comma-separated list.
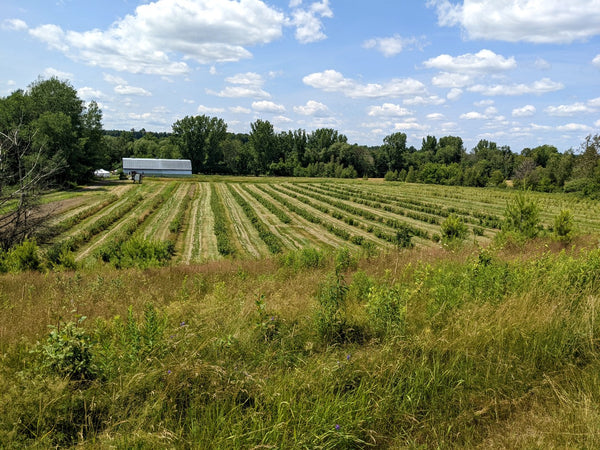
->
[122, 158, 192, 177]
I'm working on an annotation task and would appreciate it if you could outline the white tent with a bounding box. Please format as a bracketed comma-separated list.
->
[94, 169, 111, 178]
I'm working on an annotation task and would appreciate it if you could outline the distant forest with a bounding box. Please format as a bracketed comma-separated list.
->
[2, 77, 600, 197]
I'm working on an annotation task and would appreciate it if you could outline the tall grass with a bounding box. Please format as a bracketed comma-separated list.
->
[1, 239, 600, 447]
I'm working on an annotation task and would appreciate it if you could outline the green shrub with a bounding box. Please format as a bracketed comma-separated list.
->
[553, 209, 575, 243]
[35, 316, 96, 380]
[365, 283, 406, 337]
[315, 273, 349, 344]
[440, 214, 468, 243]
[4, 239, 42, 272]
[279, 247, 326, 271]
[501, 192, 541, 239]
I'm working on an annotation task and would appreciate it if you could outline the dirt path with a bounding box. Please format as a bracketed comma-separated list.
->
[259, 184, 359, 250]
[216, 183, 268, 259]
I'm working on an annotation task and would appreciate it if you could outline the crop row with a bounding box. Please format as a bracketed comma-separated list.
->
[256, 185, 364, 245]
[51, 194, 119, 235]
[210, 184, 235, 257]
[324, 183, 502, 229]
[227, 185, 283, 254]
[168, 187, 192, 235]
[241, 185, 292, 224]
[280, 183, 429, 242]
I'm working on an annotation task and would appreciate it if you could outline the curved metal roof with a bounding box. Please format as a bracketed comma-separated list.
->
[122, 158, 192, 171]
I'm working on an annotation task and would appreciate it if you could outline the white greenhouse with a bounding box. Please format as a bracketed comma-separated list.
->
[122, 158, 192, 177]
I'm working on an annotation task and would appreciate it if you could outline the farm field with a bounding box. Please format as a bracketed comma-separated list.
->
[44, 177, 600, 266]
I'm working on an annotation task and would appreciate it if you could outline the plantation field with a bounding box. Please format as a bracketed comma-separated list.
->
[44, 177, 600, 266]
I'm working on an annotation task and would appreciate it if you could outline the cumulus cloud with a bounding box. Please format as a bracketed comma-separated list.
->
[363, 34, 425, 57]
[197, 105, 225, 114]
[78, 87, 104, 100]
[545, 103, 595, 116]
[1, 18, 27, 31]
[403, 95, 445, 106]
[447, 88, 463, 101]
[208, 72, 271, 98]
[460, 111, 487, 120]
[588, 97, 600, 108]
[427, 113, 445, 120]
[423, 49, 516, 73]
[428, 0, 600, 44]
[294, 100, 329, 116]
[114, 85, 152, 96]
[16, 0, 285, 75]
[289, 0, 333, 44]
[42, 67, 73, 80]
[468, 78, 564, 96]
[512, 105, 536, 117]
[557, 123, 593, 132]
[432, 72, 473, 88]
[252, 100, 286, 113]
[303, 69, 426, 98]
[229, 106, 251, 114]
[593, 55, 600, 68]
[367, 103, 412, 117]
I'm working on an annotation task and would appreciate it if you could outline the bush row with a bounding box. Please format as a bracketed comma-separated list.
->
[241, 185, 292, 224]
[210, 184, 236, 256]
[227, 185, 284, 254]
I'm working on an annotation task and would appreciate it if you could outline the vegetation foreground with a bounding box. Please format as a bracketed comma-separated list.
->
[1, 235, 600, 448]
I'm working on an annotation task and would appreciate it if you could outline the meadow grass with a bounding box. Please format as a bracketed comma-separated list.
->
[1, 237, 600, 447]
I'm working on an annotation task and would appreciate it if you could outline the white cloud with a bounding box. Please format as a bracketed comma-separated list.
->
[427, 113, 445, 120]
[2, 18, 27, 31]
[367, 103, 412, 117]
[209, 71, 271, 98]
[363, 34, 425, 57]
[460, 111, 487, 120]
[512, 105, 536, 117]
[432, 72, 473, 88]
[474, 99, 494, 107]
[197, 105, 225, 114]
[447, 88, 463, 100]
[557, 123, 593, 132]
[593, 55, 600, 68]
[485, 106, 498, 115]
[252, 100, 286, 113]
[78, 87, 104, 100]
[589, 97, 600, 107]
[23, 0, 285, 75]
[114, 84, 152, 96]
[303, 69, 426, 98]
[273, 115, 293, 124]
[183, 99, 195, 104]
[393, 120, 428, 131]
[289, 0, 333, 44]
[468, 78, 564, 96]
[294, 100, 329, 116]
[595, 119, 600, 127]
[545, 102, 595, 116]
[535, 58, 551, 70]
[423, 49, 516, 73]
[103, 73, 128, 85]
[42, 67, 73, 80]
[428, 0, 600, 44]
[403, 95, 445, 106]
[230, 106, 251, 114]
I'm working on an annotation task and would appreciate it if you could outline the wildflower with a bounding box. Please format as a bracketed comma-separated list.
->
[180, 321, 186, 327]
[167, 370, 172, 375]
[346, 354, 351, 361]
[335, 424, 340, 431]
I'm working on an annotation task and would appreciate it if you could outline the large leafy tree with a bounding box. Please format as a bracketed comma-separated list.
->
[172, 115, 227, 174]
[249, 119, 277, 174]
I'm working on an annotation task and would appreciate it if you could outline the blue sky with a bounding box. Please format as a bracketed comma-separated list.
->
[2, 0, 599, 152]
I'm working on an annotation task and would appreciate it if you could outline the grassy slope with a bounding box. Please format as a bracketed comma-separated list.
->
[1, 238, 600, 448]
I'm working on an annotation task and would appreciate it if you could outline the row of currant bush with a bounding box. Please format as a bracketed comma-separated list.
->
[50, 192, 144, 259]
[93, 183, 178, 268]
[280, 184, 424, 243]
[257, 185, 364, 246]
[227, 185, 284, 254]
[51, 194, 119, 235]
[317, 182, 502, 229]
[168, 188, 192, 234]
[241, 185, 292, 224]
[210, 184, 236, 256]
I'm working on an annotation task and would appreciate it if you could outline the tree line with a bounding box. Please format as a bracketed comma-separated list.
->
[2, 77, 600, 196]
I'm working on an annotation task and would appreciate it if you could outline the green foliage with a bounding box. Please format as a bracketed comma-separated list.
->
[501, 191, 541, 239]
[315, 272, 350, 344]
[210, 184, 235, 256]
[2, 239, 42, 272]
[553, 209, 575, 243]
[36, 316, 96, 380]
[279, 247, 327, 271]
[440, 214, 468, 243]
[365, 283, 406, 337]
[106, 238, 175, 269]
